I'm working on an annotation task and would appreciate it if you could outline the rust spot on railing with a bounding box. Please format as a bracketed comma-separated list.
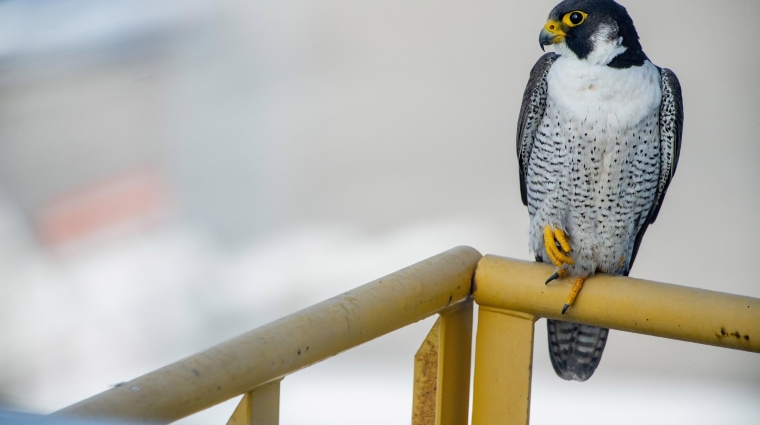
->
[716, 327, 751, 343]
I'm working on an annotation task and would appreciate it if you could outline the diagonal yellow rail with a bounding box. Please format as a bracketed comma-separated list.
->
[51, 248, 760, 425]
[54, 246, 481, 424]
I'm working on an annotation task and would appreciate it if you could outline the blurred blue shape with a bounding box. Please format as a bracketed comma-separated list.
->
[0, 0, 215, 81]
[0, 408, 150, 425]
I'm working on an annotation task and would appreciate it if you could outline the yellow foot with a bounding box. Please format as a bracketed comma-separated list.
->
[543, 225, 573, 284]
[561, 276, 586, 315]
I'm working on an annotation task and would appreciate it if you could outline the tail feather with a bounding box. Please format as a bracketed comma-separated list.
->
[547, 319, 608, 381]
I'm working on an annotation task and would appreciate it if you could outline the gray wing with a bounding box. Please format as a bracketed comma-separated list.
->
[649, 68, 683, 223]
[517, 52, 559, 206]
[626, 67, 684, 273]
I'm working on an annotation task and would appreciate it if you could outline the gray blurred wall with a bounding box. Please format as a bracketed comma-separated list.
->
[0, 0, 758, 423]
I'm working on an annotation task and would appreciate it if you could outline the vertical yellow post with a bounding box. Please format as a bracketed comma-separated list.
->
[471, 307, 535, 425]
[412, 300, 473, 425]
[227, 392, 253, 425]
[412, 318, 440, 425]
[438, 301, 473, 425]
[227, 379, 281, 425]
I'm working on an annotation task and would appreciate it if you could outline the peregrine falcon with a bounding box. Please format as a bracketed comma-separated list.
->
[516, 0, 683, 381]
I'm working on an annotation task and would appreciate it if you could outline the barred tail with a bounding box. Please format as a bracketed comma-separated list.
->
[547, 319, 608, 381]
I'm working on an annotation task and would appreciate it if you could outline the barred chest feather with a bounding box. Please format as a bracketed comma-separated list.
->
[526, 58, 662, 276]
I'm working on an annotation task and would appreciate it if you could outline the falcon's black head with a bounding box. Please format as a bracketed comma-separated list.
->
[539, 0, 647, 68]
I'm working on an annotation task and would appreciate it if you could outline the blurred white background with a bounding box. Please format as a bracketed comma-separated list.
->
[0, 0, 758, 424]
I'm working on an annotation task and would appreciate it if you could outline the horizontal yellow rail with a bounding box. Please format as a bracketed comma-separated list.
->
[54, 246, 481, 423]
[474, 255, 760, 352]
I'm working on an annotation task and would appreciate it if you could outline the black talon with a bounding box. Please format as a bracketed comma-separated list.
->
[545, 272, 560, 285]
[561, 304, 570, 315]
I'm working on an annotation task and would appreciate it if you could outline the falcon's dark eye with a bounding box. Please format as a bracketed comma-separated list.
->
[563, 10, 588, 27]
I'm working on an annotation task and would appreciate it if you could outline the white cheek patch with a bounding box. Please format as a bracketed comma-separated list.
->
[550, 23, 627, 66]
[587, 23, 627, 65]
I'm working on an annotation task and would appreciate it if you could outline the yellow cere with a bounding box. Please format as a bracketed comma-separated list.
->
[544, 20, 566, 37]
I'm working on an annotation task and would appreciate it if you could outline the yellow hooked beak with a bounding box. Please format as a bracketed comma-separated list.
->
[539, 20, 566, 51]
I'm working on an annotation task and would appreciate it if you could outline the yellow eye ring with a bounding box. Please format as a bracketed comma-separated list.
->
[562, 10, 588, 27]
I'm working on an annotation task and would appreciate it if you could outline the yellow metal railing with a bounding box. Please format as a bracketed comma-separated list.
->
[52, 247, 760, 425]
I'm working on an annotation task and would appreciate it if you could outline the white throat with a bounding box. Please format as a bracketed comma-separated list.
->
[545, 58, 662, 131]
